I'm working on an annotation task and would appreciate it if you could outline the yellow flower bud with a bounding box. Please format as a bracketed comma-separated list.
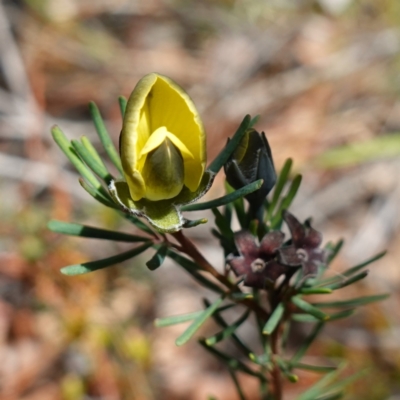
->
[120, 73, 206, 201]
[109, 73, 213, 233]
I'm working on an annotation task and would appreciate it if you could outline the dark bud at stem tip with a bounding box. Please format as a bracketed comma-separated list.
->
[224, 129, 276, 212]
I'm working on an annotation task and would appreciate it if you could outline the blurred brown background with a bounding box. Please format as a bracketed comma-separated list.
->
[1, 0, 400, 399]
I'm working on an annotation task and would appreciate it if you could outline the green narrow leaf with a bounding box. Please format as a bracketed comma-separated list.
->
[119, 96, 127, 117]
[291, 309, 354, 323]
[204, 298, 253, 357]
[182, 180, 263, 211]
[175, 297, 225, 346]
[205, 310, 250, 346]
[291, 296, 329, 321]
[208, 115, 251, 173]
[268, 158, 292, 215]
[81, 136, 106, 167]
[78, 178, 117, 208]
[51, 126, 104, 191]
[321, 369, 367, 394]
[326, 271, 369, 290]
[315, 392, 343, 400]
[71, 139, 113, 183]
[125, 214, 157, 237]
[299, 287, 333, 295]
[212, 208, 234, 239]
[199, 340, 267, 381]
[291, 322, 324, 365]
[275, 358, 299, 382]
[228, 369, 247, 400]
[271, 174, 302, 228]
[182, 218, 208, 229]
[249, 114, 260, 128]
[48, 220, 150, 242]
[146, 245, 168, 271]
[167, 250, 225, 294]
[211, 209, 235, 256]
[297, 365, 345, 400]
[154, 304, 235, 327]
[291, 362, 337, 373]
[325, 239, 344, 265]
[225, 182, 247, 228]
[263, 302, 284, 335]
[60, 242, 152, 275]
[230, 293, 253, 300]
[342, 251, 386, 277]
[89, 101, 123, 175]
[312, 294, 389, 309]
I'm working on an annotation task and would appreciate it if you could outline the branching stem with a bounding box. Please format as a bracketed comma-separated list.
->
[171, 230, 268, 319]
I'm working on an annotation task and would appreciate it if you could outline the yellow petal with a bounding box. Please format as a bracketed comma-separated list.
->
[139, 126, 194, 160]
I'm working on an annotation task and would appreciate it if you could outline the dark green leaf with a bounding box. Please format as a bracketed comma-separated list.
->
[167, 250, 225, 294]
[48, 220, 150, 242]
[204, 298, 253, 357]
[182, 218, 208, 229]
[212, 208, 234, 239]
[60, 242, 152, 275]
[205, 310, 250, 346]
[268, 158, 292, 215]
[175, 297, 225, 346]
[208, 115, 251, 173]
[271, 174, 302, 228]
[182, 180, 263, 211]
[199, 340, 267, 381]
[146, 245, 168, 271]
[230, 293, 254, 300]
[89, 101, 123, 175]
